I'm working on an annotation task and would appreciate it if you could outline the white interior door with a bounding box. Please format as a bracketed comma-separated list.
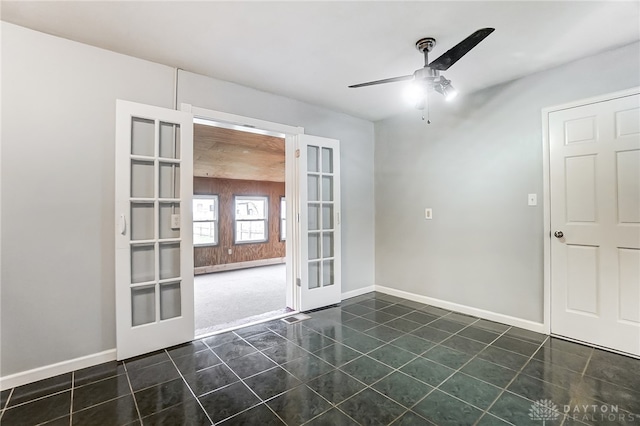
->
[298, 135, 342, 311]
[549, 92, 640, 355]
[115, 100, 194, 360]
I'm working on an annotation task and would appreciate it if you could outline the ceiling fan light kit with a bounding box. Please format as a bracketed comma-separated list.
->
[349, 28, 495, 120]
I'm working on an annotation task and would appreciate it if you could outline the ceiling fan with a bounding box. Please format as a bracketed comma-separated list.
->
[349, 28, 495, 110]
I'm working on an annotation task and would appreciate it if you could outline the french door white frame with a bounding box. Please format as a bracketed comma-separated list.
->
[115, 100, 195, 360]
[182, 104, 305, 312]
[541, 87, 640, 345]
[298, 135, 342, 311]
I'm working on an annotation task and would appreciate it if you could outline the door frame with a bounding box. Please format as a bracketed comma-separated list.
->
[297, 135, 342, 311]
[181, 103, 305, 312]
[115, 99, 195, 360]
[541, 86, 640, 337]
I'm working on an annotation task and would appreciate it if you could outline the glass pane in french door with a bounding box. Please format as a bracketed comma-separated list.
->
[129, 116, 182, 326]
[307, 145, 335, 289]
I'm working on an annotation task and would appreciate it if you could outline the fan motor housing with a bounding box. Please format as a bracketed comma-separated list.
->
[415, 37, 436, 53]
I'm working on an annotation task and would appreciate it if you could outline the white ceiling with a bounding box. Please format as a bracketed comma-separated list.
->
[2, 1, 639, 121]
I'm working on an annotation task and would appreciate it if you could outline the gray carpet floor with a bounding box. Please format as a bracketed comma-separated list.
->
[194, 264, 288, 336]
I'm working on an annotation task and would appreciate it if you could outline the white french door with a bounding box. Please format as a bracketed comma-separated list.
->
[298, 135, 342, 311]
[115, 100, 194, 360]
[549, 92, 640, 355]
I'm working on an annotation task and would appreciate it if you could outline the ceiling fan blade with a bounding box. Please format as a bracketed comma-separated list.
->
[348, 75, 413, 88]
[428, 28, 495, 71]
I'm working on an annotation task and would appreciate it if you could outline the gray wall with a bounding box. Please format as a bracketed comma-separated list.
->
[1, 23, 374, 377]
[375, 41, 640, 323]
[1, 22, 175, 377]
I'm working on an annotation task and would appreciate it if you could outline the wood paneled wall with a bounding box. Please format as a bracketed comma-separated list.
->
[194, 177, 285, 269]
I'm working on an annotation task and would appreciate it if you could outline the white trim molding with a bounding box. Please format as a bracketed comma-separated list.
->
[2, 283, 548, 391]
[341, 285, 376, 302]
[0, 349, 116, 391]
[183, 104, 304, 137]
[375, 285, 546, 334]
[182, 103, 303, 312]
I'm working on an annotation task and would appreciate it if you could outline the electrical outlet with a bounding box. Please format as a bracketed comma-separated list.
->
[528, 194, 537, 206]
[425, 208, 433, 220]
[170, 214, 180, 229]
[227, 248, 232, 255]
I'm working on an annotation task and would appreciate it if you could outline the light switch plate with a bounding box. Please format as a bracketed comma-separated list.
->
[170, 214, 180, 229]
[425, 208, 433, 220]
[528, 194, 537, 206]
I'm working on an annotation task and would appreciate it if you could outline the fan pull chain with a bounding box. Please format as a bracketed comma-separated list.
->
[422, 94, 431, 124]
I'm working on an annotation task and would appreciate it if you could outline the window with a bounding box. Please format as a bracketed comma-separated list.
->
[235, 196, 268, 243]
[193, 196, 218, 246]
[280, 196, 286, 241]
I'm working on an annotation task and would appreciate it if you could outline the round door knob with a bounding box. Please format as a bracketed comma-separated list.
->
[554, 231, 564, 238]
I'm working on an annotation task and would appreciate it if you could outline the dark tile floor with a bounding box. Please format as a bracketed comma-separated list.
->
[2, 292, 640, 425]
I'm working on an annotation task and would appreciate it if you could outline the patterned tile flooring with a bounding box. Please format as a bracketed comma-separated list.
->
[2, 292, 639, 425]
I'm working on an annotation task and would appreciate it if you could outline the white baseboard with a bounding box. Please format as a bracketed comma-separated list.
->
[375, 285, 546, 334]
[341, 285, 375, 301]
[0, 349, 116, 391]
[195, 257, 285, 275]
[1, 284, 545, 391]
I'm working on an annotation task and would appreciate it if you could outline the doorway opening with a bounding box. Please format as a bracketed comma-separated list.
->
[192, 118, 291, 336]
